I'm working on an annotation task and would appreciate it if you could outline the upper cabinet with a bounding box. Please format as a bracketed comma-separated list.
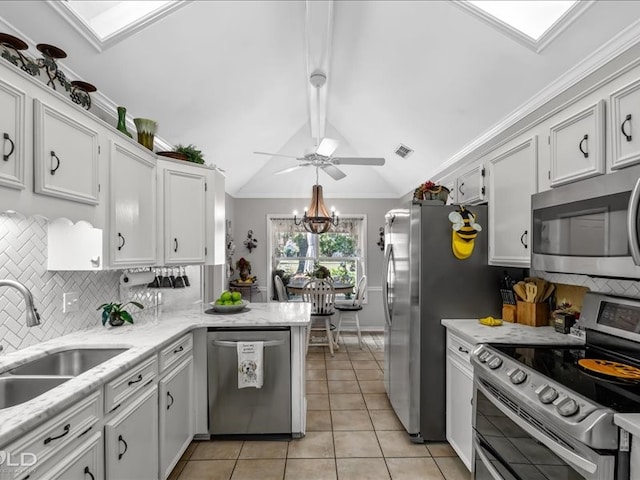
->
[456, 164, 485, 205]
[33, 99, 99, 204]
[488, 137, 537, 267]
[0, 77, 25, 190]
[157, 159, 207, 265]
[109, 140, 157, 267]
[549, 100, 605, 187]
[610, 78, 640, 170]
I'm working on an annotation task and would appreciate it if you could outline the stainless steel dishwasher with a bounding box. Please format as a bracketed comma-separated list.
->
[207, 327, 291, 436]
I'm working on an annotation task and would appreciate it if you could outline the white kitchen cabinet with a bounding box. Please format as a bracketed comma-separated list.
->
[159, 357, 194, 479]
[33, 98, 99, 205]
[445, 331, 474, 471]
[157, 159, 206, 265]
[456, 164, 485, 205]
[0, 77, 25, 190]
[549, 100, 605, 187]
[40, 432, 103, 480]
[443, 180, 457, 205]
[109, 140, 157, 267]
[610, 78, 640, 170]
[488, 136, 537, 267]
[206, 168, 226, 265]
[105, 385, 158, 480]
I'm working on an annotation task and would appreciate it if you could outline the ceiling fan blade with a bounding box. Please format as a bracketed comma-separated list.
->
[254, 151, 302, 160]
[274, 163, 311, 175]
[316, 138, 339, 157]
[333, 157, 386, 166]
[321, 164, 346, 180]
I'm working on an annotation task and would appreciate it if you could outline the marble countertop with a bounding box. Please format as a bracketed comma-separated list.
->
[441, 319, 585, 346]
[0, 302, 310, 446]
[614, 414, 640, 438]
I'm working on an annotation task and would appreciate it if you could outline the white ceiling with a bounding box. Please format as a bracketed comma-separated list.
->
[2, 1, 640, 198]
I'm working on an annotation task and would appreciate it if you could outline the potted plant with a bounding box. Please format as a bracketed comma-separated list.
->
[98, 301, 144, 327]
[414, 180, 450, 203]
[174, 144, 205, 164]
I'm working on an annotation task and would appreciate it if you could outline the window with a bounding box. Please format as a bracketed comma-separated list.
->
[268, 215, 366, 300]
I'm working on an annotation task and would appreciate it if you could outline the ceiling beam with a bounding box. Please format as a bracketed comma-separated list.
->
[305, 0, 334, 146]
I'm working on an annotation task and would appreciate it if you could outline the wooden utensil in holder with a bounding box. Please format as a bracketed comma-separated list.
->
[516, 301, 550, 327]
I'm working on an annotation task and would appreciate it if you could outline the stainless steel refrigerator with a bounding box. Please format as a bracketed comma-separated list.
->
[382, 202, 500, 442]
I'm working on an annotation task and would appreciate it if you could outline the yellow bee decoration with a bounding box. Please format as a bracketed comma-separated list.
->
[448, 206, 482, 259]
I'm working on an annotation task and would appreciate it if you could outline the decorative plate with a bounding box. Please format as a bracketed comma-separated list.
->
[208, 300, 250, 313]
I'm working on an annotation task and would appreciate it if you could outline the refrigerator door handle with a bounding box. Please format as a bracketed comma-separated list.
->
[383, 244, 393, 326]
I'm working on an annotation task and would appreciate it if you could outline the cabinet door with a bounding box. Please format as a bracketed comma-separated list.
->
[41, 432, 103, 480]
[456, 165, 485, 205]
[163, 169, 206, 264]
[488, 137, 537, 267]
[159, 357, 194, 479]
[33, 99, 99, 204]
[549, 100, 605, 187]
[105, 386, 158, 480]
[446, 352, 473, 471]
[206, 169, 226, 265]
[610, 79, 640, 170]
[0, 78, 25, 190]
[109, 141, 157, 267]
[443, 181, 456, 205]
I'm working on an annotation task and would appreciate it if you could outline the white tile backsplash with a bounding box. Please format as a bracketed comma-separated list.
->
[531, 270, 640, 298]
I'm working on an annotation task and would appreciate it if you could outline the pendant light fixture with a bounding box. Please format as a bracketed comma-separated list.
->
[294, 167, 339, 234]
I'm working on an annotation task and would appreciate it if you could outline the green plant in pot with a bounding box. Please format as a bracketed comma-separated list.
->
[174, 144, 205, 164]
[98, 301, 144, 327]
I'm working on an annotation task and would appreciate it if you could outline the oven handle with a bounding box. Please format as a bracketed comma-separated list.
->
[628, 176, 640, 266]
[475, 380, 597, 475]
[474, 437, 511, 480]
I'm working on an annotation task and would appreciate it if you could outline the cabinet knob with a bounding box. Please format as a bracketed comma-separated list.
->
[90, 256, 100, 267]
[621, 114, 632, 142]
[3, 132, 15, 161]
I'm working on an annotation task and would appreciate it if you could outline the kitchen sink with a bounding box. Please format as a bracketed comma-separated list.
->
[0, 376, 70, 410]
[6, 348, 129, 377]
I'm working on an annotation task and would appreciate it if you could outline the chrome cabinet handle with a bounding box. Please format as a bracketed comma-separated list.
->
[622, 114, 632, 142]
[50, 150, 61, 175]
[167, 391, 174, 410]
[3, 132, 15, 161]
[520, 230, 528, 249]
[127, 374, 142, 386]
[44, 423, 70, 445]
[117, 233, 125, 251]
[118, 435, 128, 460]
[84, 466, 95, 480]
[174, 238, 179, 253]
[578, 134, 589, 158]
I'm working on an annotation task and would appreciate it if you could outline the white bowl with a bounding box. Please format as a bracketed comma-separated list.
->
[208, 299, 250, 313]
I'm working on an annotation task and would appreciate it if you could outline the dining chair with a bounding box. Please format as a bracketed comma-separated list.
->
[274, 275, 288, 302]
[301, 279, 337, 356]
[334, 275, 366, 349]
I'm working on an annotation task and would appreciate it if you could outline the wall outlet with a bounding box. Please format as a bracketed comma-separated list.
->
[63, 292, 79, 313]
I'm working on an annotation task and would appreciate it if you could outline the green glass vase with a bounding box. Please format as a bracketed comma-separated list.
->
[116, 106, 132, 138]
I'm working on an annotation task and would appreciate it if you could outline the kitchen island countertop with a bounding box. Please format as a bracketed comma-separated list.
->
[441, 319, 585, 346]
[0, 302, 310, 446]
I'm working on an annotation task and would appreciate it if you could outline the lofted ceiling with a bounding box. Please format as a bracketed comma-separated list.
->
[2, 1, 640, 198]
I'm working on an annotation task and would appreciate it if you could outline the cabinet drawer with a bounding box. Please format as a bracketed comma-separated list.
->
[447, 332, 474, 366]
[3, 391, 101, 480]
[160, 333, 193, 374]
[104, 355, 157, 413]
[39, 431, 102, 480]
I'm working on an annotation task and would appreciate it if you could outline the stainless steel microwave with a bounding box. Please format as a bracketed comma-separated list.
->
[531, 164, 640, 279]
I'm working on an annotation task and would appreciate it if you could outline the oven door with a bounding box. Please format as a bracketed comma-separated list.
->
[473, 378, 615, 480]
[531, 164, 640, 278]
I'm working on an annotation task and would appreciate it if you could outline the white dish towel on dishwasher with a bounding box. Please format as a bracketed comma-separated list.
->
[237, 341, 264, 389]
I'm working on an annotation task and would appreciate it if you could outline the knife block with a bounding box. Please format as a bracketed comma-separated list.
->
[516, 301, 550, 327]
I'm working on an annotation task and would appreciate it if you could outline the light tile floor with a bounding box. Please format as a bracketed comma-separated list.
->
[170, 332, 471, 480]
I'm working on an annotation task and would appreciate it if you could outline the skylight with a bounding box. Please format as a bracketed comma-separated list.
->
[469, 1, 578, 40]
[49, 0, 187, 51]
[455, 0, 589, 53]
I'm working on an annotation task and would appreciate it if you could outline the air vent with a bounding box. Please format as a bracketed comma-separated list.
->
[394, 144, 413, 159]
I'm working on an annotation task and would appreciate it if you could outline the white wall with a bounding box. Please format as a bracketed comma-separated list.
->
[229, 196, 398, 329]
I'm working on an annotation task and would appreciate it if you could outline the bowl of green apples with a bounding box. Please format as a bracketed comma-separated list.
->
[209, 290, 249, 313]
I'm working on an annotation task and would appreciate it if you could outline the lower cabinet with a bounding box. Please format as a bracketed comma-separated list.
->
[445, 331, 474, 471]
[105, 386, 159, 480]
[159, 357, 194, 479]
[41, 432, 103, 480]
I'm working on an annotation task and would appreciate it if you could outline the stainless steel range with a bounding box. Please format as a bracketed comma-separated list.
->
[471, 292, 640, 480]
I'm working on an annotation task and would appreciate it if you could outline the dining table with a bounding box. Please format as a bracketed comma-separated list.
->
[285, 281, 354, 296]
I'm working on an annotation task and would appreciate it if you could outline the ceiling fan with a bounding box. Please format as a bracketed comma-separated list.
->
[253, 137, 385, 181]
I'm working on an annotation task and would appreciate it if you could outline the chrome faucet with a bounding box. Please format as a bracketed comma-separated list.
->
[0, 279, 41, 327]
